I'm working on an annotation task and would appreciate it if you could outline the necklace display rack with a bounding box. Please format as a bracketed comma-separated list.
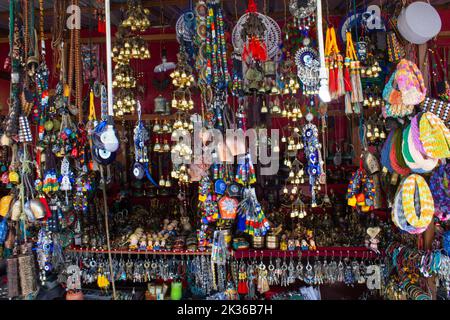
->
[66, 246, 379, 259]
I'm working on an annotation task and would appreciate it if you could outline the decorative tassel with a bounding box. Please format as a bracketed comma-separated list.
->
[246, 0, 258, 13]
[345, 93, 353, 115]
[337, 55, 345, 97]
[329, 65, 337, 95]
[243, 36, 268, 63]
[344, 62, 352, 92]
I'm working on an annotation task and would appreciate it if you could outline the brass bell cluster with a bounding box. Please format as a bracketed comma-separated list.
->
[361, 60, 382, 79]
[365, 118, 387, 144]
[363, 85, 384, 108]
[171, 164, 190, 184]
[284, 133, 303, 152]
[170, 50, 195, 89]
[282, 159, 306, 197]
[112, 64, 136, 89]
[171, 116, 193, 183]
[289, 199, 308, 219]
[172, 89, 194, 112]
[172, 117, 194, 134]
[121, 0, 151, 32]
[281, 97, 303, 121]
[279, 58, 301, 95]
[113, 89, 137, 117]
[152, 120, 173, 153]
[112, 35, 150, 64]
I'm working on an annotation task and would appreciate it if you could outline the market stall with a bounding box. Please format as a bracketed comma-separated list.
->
[0, 0, 449, 301]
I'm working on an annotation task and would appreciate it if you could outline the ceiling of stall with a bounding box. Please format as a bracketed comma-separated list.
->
[0, 0, 448, 36]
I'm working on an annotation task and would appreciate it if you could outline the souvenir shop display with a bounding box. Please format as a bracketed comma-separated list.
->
[0, 0, 449, 302]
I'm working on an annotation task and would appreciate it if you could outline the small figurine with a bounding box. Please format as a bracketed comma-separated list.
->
[301, 239, 309, 251]
[139, 237, 147, 251]
[288, 238, 296, 251]
[306, 230, 316, 251]
[365, 227, 381, 254]
[280, 234, 288, 251]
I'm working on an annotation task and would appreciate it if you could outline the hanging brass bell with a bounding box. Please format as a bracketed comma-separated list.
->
[154, 95, 169, 114]
[263, 60, 276, 77]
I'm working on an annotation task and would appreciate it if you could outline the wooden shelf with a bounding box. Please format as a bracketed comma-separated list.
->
[232, 247, 380, 259]
[67, 247, 380, 259]
[66, 247, 211, 256]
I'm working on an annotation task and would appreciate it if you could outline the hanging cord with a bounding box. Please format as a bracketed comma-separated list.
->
[67, 0, 75, 105]
[99, 165, 117, 300]
[23, 0, 28, 59]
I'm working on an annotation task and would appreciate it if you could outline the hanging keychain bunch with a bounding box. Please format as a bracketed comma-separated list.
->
[237, 188, 270, 236]
[59, 157, 74, 205]
[235, 154, 256, 185]
[344, 31, 363, 114]
[347, 159, 375, 213]
[325, 26, 345, 100]
[42, 148, 59, 194]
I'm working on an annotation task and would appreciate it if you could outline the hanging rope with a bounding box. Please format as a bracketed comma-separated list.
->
[99, 165, 117, 300]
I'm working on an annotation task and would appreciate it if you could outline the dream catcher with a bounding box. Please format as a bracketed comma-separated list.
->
[295, 38, 320, 96]
[132, 101, 157, 186]
[232, 0, 281, 61]
[289, 0, 316, 30]
[301, 113, 324, 207]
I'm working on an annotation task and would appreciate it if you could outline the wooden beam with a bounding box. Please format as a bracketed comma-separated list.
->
[0, 32, 177, 44]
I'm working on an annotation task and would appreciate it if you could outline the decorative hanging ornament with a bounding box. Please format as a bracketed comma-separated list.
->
[302, 114, 323, 207]
[295, 39, 320, 96]
[289, 0, 316, 30]
[133, 101, 158, 186]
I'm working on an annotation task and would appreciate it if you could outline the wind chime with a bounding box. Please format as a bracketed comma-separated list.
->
[111, 0, 150, 116]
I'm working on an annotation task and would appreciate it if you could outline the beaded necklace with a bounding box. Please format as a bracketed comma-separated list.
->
[205, 2, 229, 90]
